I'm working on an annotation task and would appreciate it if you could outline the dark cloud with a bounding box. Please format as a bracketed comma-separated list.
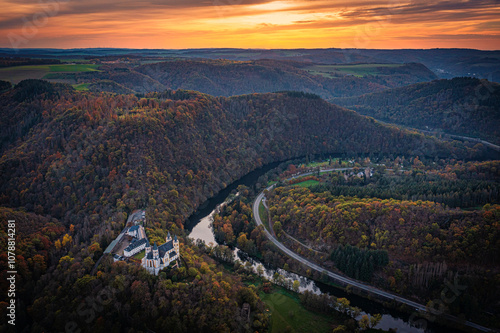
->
[394, 33, 500, 40]
[0, 0, 279, 32]
[0, 17, 26, 30]
[4, 0, 269, 7]
[60, 0, 273, 13]
[341, 0, 500, 21]
[2, 0, 499, 28]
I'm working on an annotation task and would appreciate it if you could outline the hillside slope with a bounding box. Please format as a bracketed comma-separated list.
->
[1, 83, 478, 227]
[332, 77, 500, 144]
[1, 48, 498, 81]
[0, 81, 486, 331]
[132, 59, 437, 98]
[61, 59, 437, 97]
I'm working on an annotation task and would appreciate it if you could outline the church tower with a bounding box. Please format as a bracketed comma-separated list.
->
[152, 242, 159, 258]
[174, 235, 179, 254]
[139, 229, 180, 275]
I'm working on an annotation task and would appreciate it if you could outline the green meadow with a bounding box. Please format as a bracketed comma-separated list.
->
[0, 64, 100, 83]
[260, 290, 337, 333]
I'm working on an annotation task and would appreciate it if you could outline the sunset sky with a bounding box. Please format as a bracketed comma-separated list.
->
[1, 0, 499, 50]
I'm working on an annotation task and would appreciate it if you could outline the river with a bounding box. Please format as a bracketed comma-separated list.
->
[186, 162, 448, 333]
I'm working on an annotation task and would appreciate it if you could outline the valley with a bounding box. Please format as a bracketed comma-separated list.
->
[0, 47, 499, 333]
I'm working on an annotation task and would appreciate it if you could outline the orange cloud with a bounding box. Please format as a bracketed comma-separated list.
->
[0, 0, 499, 49]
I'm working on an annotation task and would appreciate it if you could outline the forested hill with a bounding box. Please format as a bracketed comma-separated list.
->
[0, 81, 481, 229]
[0, 80, 488, 331]
[117, 59, 437, 98]
[332, 77, 500, 144]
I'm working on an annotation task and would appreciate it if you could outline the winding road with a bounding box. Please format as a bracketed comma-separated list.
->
[372, 117, 500, 152]
[253, 177, 495, 332]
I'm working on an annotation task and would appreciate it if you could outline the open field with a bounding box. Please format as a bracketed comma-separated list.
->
[304, 63, 402, 78]
[293, 179, 320, 187]
[48, 64, 100, 72]
[73, 83, 90, 91]
[260, 290, 336, 333]
[258, 201, 270, 232]
[302, 158, 344, 168]
[302, 161, 329, 168]
[0, 64, 100, 83]
[0, 65, 51, 83]
[55, 58, 93, 63]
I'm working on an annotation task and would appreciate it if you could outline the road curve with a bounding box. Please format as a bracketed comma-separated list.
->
[253, 181, 494, 332]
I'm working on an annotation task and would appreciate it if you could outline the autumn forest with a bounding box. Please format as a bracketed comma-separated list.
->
[0, 47, 499, 333]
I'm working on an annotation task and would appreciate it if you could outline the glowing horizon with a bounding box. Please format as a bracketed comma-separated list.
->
[0, 0, 499, 50]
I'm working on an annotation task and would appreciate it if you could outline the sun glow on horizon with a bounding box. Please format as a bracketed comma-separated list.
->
[251, 1, 295, 11]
